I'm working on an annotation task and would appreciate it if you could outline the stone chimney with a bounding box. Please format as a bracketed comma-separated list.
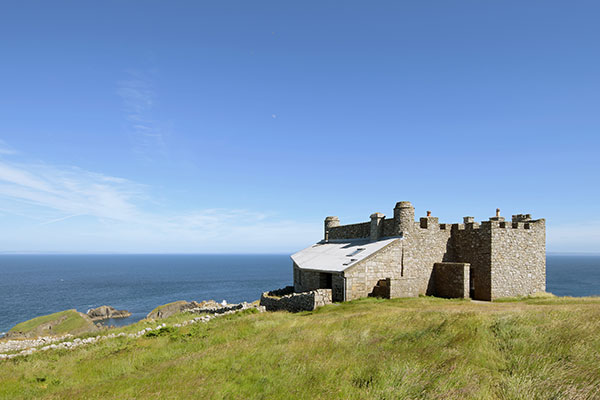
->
[489, 208, 505, 222]
[324, 216, 340, 241]
[420, 211, 439, 229]
[370, 213, 385, 241]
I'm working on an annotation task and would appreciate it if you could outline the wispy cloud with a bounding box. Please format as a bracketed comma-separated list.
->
[39, 214, 84, 226]
[0, 144, 319, 253]
[0, 160, 143, 222]
[117, 70, 167, 159]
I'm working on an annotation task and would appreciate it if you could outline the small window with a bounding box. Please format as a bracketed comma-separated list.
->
[347, 248, 365, 257]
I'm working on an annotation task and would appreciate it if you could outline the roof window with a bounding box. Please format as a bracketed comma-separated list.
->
[347, 248, 365, 257]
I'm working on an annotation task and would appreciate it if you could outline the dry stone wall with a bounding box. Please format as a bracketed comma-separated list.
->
[260, 287, 332, 312]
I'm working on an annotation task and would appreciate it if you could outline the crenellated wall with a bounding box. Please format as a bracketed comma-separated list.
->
[298, 202, 546, 302]
[402, 219, 453, 295]
[451, 222, 492, 300]
[489, 219, 546, 299]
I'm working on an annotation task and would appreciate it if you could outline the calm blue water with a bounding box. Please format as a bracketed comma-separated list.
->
[0, 254, 598, 335]
[0, 254, 290, 335]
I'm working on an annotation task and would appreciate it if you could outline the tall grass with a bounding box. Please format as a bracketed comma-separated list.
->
[2, 297, 600, 399]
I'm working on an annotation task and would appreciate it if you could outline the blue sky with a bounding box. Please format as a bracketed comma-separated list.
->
[0, 1, 598, 253]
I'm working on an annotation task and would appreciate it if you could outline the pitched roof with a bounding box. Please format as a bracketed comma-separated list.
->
[291, 237, 399, 273]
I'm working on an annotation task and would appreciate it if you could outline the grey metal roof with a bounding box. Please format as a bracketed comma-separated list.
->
[291, 237, 399, 273]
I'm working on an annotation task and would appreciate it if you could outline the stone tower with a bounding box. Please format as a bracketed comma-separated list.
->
[394, 201, 415, 235]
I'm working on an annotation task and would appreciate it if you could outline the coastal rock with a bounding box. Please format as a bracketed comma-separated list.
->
[87, 305, 132, 321]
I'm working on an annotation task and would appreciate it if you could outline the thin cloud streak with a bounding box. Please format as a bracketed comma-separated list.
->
[39, 214, 84, 226]
[117, 70, 167, 159]
[0, 155, 319, 252]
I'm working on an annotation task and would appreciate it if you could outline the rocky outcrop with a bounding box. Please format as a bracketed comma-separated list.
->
[87, 306, 132, 321]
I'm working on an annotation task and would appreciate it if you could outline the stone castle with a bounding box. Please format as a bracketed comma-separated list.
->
[290, 201, 546, 302]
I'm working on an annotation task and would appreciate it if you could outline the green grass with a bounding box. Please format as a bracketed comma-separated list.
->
[8, 310, 95, 337]
[2, 297, 600, 399]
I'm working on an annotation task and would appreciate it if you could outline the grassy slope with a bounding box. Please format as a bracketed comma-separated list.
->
[8, 310, 94, 337]
[2, 296, 600, 399]
[147, 300, 188, 315]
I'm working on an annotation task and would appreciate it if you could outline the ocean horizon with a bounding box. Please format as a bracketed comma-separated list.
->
[1, 254, 599, 335]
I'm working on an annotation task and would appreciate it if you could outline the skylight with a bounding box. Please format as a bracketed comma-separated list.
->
[347, 248, 365, 257]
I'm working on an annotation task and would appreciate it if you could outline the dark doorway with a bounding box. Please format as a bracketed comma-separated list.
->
[319, 272, 333, 289]
[470, 267, 475, 299]
[369, 278, 391, 299]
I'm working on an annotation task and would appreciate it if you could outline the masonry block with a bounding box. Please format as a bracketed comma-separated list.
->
[434, 262, 470, 299]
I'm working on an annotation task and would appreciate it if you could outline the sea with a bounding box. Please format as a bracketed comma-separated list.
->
[0, 254, 599, 336]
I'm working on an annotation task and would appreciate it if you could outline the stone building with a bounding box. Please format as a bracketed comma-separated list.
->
[291, 201, 545, 302]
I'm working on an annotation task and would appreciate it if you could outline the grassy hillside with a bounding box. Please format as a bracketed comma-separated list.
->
[7, 310, 97, 338]
[2, 296, 600, 399]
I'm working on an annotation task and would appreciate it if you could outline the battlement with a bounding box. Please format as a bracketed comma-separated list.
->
[512, 214, 532, 222]
[324, 202, 543, 240]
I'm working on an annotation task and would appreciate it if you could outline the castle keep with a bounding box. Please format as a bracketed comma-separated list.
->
[291, 201, 546, 302]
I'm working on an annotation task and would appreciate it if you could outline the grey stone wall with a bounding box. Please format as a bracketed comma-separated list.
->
[328, 222, 370, 240]
[451, 223, 492, 300]
[401, 223, 453, 295]
[434, 262, 470, 298]
[382, 218, 396, 237]
[343, 222, 453, 300]
[489, 219, 546, 299]
[449, 218, 546, 300]
[345, 239, 403, 300]
[390, 277, 420, 298]
[293, 264, 344, 302]
[260, 287, 332, 312]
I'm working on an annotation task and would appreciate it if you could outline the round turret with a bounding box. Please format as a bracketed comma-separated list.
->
[324, 216, 340, 241]
[394, 201, 415, 234]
